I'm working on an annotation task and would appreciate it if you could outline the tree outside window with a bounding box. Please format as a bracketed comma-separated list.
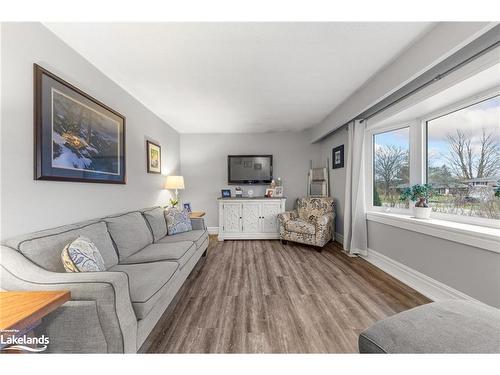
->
[427, 95, 500, 219]
[373, 127, 410, 208]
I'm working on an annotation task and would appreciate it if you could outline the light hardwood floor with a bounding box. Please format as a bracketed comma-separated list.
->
[141, 237, 430, 353]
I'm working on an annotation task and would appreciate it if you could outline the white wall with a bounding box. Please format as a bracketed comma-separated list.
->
[180, 131, 320, 228]
[0, 23, 180, 239]
[317, 125, 348, 242]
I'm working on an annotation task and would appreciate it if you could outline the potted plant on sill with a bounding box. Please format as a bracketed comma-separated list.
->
[399, 184, 434, 219]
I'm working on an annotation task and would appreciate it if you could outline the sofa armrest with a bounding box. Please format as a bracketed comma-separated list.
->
[0, 245, 137, 353]
[190, 217, 206, 231]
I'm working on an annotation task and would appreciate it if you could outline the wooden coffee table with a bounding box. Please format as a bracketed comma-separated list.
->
[0, 291, 70, 350]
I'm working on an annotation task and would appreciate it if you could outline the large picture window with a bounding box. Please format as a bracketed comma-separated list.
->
[373, 127, 410, 208]
[427, 95, 500, 220]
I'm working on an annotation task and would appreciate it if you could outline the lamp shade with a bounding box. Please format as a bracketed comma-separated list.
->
[164, 175, 185, 190]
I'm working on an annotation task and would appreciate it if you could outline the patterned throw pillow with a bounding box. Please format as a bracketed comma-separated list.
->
[165, 207, 192, 235]
[61, 236, 106, 272]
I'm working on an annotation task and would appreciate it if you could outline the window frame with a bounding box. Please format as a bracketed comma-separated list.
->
[366, 86, 500, 229]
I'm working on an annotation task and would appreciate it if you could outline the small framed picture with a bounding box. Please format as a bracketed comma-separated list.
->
[332, 145, 344, 169]
[146, 140, 161, 174]
[183, 202, 192, 212]
[221, 189, 231, 198]
[265, 188, 275, 197]
[274, 186, 283, 197]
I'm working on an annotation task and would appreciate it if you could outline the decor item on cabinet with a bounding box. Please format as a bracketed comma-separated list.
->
[165, 175, 185, 207]
[399, 184, 434, 219]
[265, 188, 275, 197]
[274, 186, 284, 197]
[235, 186, 243, 197]
[332, 145, 344, 169]
[278, 197, 335, 249]
[247, 189, 254, 198]
[34, 64, 126, 184]
[221, 189, 231, 198]
[183, 202, 192, 212]
[218, 198, 286, 241]
[146, 140, 161, 174]
[270, 179, 276, 189]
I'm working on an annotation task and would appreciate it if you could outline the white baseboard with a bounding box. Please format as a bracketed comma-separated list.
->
[207, 226, 219, 235]
[362, 248, 481, 304]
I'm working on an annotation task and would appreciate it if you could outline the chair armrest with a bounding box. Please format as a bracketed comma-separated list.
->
[313, 213, 335, 245]
[190, 217, 206, 231]
[0, 245, 137, 353]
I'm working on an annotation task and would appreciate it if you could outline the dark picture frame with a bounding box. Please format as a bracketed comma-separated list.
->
[34, 64, 126, 184]
[332, 145, 344, 169]
[221, 189, 231, 198]
[183, 202, 192, 212]
[146, 140, 161, 174]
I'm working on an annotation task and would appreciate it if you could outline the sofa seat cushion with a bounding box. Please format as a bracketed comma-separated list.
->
[104, 212, 153, 260]
[157, 229, 208, 249]
[359, 300, 500, 353]
[285, 219, 315, 235]
[4, 220, 118, 272]
[110, 261, 178, 319]
[141, 207, 167, 242]
[119, 241, 197, 269]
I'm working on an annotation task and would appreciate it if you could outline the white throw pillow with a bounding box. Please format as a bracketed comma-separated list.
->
[61, 236, 106, 272]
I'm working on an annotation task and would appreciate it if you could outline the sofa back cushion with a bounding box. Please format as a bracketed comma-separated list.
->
[141, 207, 167, 242]
[104, 211, 153, 259]
[4, 221, 118, 272]
[297, 197, 335, 222]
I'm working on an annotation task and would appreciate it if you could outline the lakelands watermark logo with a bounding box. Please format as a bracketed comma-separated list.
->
[1, 329, 49, 353]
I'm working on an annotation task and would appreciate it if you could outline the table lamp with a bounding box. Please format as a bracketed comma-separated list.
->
[165, 175, 185, 207]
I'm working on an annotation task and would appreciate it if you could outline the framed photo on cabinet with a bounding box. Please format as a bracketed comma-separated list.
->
[34, 64, 126, 184]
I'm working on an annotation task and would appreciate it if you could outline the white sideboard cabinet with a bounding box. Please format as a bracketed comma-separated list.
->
[218, 197, 286, 241]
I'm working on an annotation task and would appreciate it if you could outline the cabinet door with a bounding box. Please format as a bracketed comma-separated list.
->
[223, 203, 241, 233]
[261, 202, 282, 233]
[242, 202, 261, 233]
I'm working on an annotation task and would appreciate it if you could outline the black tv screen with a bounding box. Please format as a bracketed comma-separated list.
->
[228, 155, 273, 184]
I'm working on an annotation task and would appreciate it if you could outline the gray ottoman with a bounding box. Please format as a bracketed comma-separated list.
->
[359, 300, 500, 353]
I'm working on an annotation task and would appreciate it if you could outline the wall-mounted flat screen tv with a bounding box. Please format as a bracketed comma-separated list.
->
[228, 155, 273, 184]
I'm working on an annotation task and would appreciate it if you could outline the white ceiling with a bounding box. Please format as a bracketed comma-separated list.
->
[45, 22, 435, 134]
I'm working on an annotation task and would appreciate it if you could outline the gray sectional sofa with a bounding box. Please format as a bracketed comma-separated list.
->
[0, 207, 209, 353]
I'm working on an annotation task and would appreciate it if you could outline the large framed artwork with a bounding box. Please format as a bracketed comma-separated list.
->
[34, 64, 126, 184]
[146, 140, 161, 174]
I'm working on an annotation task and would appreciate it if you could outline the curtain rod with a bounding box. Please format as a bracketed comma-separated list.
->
[355, 24, 500, 124]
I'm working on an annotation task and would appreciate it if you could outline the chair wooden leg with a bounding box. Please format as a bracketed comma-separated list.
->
[280, 239, 288, 245]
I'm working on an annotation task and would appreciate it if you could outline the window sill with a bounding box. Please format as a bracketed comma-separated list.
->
[366, 211, 500, 254]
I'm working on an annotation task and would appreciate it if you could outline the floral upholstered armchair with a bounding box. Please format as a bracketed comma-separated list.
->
[277, 197, 335, 248]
